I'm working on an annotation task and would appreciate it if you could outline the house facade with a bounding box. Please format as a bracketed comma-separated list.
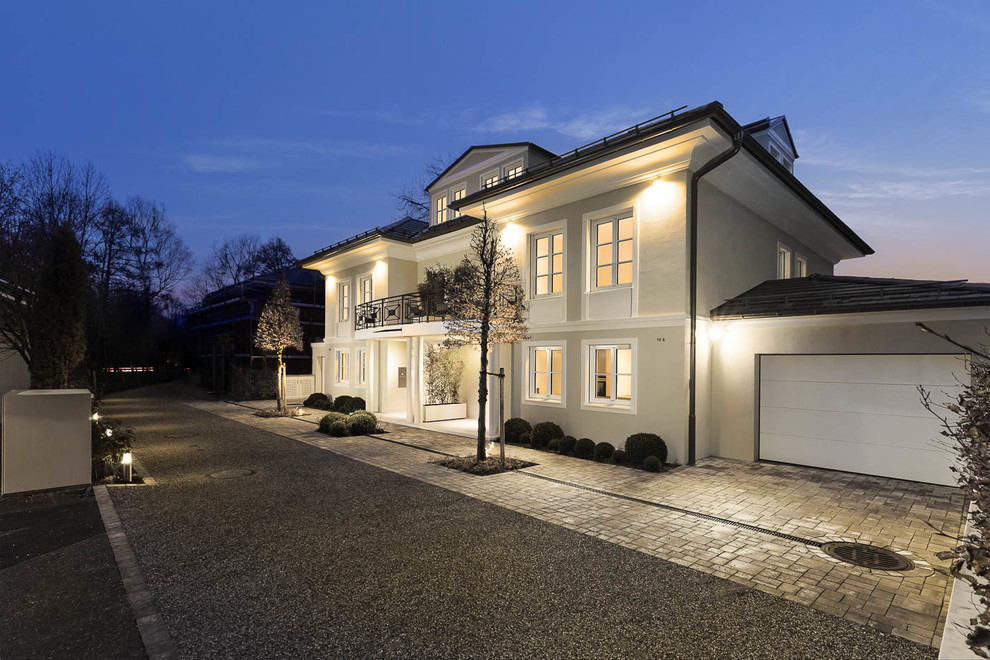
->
[301, 102, 990, 487]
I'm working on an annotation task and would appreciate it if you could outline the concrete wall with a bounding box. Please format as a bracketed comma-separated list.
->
[2, 389, 92, 494]
[709, 310, 990, 461]
[0, 349, 30, 399]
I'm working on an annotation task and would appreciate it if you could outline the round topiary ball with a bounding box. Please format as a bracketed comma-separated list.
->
[328, 420, 350, 437]
[505, 418, 532, 444]
[519, 432, 532, 446]
[347, 410, 377, 435]
[574, 437, 595, 459]
[547, 438, 561, 452]
[610, 449, 627, 465]
[594, 442, 615, 463]
[624, 432, 668, 466]
[318, 412, 348, 433]
[643, 455, 662, 472]
[531, 421, 564, 449]
[559, 436, 577, 455]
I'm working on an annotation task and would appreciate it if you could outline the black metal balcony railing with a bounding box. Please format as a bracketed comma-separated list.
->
[354, 291, 449, 330]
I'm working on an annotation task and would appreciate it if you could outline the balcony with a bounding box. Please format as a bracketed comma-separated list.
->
[355, 291, 449, 330]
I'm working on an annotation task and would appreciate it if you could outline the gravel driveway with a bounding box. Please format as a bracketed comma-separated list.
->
[104, 382, 935, 659]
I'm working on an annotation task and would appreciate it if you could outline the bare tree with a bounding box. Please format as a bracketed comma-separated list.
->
[444, 212, 528, 460]
[392, 154, 454, 222]
[255, 275, 304, 413]
[201, 234, 296, 293]
[123, 197, 193, 315]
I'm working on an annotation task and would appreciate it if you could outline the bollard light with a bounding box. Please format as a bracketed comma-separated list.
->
[91, 412, 100, 422]
[121, 452, 133, 483]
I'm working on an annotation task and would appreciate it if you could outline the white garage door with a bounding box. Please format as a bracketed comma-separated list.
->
[759, 354, 966, 486]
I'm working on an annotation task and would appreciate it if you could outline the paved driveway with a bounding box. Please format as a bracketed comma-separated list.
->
[223, 400, 965, 648]
[103, 383, 938, 658]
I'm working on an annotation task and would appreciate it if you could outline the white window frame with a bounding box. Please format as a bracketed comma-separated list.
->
[434, 194, 448, 225]
[359, 275, 374, 304]
[777, 243, 792, 279]
[591, 212, 635, 291]
[338, 282, 351, 322]
[450, 185, 466, 218]
[795, 253, 807, 278]
[523, 341, 565, 407]
[530, 229, 565, 298]
[481, 170, 500, 189]
[335, 349, 350, 384]
[356, 347, 367, 386]
[581, 338, 636, 414]
[503, 160, 523, 181]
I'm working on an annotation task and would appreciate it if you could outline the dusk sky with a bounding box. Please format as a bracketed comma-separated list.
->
[2, 1, 988, 284]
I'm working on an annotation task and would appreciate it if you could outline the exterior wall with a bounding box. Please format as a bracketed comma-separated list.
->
[709, 309, 990, 461]
[517, 325, 688, 463]
[0, 349, 30, 398]
[697, 179, 833, 316]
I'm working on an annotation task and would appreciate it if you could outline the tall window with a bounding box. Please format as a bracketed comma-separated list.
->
[483, 171, 499, 189]
[532, 230, 564, 297]
[356, 348, 367, 385]
[336, 350, 349, 384]
[593, 215, 634, 288]
[591, 344, 632, 404]
[777, 244, 792, 279]
[504, 163, 523, 180]
[795, 254, 807, 278]
[359, 276, 373, 304]
[451, 187, 465, 218]
[530, 346, 562, 400]
[338, 282, 351, 321]
[435, 195, 448, 224]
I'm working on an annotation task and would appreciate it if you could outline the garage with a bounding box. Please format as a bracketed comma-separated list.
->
[758, 354, 966, 485]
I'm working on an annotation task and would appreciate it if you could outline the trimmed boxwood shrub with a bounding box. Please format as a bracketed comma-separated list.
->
[594, 442, 615, 463]
[531, 422, 563, 449]
[610, 449, 627, 465]
[328, 420, 350, 437]
[574, 437, 595, 459]
[318, 412, 347, 433]
[559, 436, 577, 455]
[547, 438, 561, 452]
[304, 392, 332, 410]
[624, 432, 668, 466]
[347, 410, 378, 435]
[331, 395, 353, 413]
[643, 455, 662, 472]
[505, 418, 532, 444]
[347, 396, 366, 412]
[519, 432, 532, 445]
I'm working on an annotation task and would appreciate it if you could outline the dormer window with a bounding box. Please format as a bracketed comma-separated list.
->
[777, 243, 792, 279]
[435, 195, 447, 225]
[451, 187, 465, 218]
[482, 171, 500, 189]
[504, 162, 523, 180]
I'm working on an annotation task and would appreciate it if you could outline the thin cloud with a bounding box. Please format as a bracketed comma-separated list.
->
[473, 104, 651, 139]
[182, 154, 262, 173]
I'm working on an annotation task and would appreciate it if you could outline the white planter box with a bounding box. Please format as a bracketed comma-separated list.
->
[2, 389, 92, 494]
[423, 402, 467, 422]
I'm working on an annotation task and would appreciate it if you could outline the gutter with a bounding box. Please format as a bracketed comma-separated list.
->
[687, 130, 743, 466]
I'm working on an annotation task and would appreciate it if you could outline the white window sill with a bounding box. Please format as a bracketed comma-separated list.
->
[523, 396, 565, 408]
[581, 400, 635, 415]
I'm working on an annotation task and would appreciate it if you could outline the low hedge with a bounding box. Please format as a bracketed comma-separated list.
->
[304, 392, 333, 410]
[624, 432, 668, 466]
[531, 422, 564, 449]
[505, 418, 532, 444]
[594, 442, 615, 463]
[574, 437, 595, 459]
[547, 438, 561, 452]
[330, 395, 366, 414]
[559, 436, 577, 456]
[610, 449, 627, 465]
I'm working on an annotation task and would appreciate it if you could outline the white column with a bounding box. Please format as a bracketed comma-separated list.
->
[411, 337, 422, 424]
[366, 340, 377, 413]
[405, 338, 414, 423]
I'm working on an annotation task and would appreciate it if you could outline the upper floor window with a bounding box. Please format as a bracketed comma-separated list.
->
[482, 171, 499, 189]
[592, 214, 634, 289]
[795, 254, 807, 278]
[531, 230, 564, 297]
[435, 195, 448, 225]
[451, 187, 465, 218]
[591, 343, 632, 405]
[338, 282, 351, 321]
[336, 349, 349, 384]
[777, 243, 792, 279]
[530, 346, 562, 401]
[504, 162, 523, 180]
[359, 275, 373, 304]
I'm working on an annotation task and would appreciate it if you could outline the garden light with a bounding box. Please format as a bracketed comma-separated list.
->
[121, 451, 133, 483]
[105, 428, 113, 437]
[91, 412, 100, 422]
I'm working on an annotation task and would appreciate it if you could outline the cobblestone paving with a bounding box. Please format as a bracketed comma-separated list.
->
[195, 401, 966, 648]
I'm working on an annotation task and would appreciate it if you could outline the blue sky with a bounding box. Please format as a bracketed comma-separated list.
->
[2, 1, 988, 282]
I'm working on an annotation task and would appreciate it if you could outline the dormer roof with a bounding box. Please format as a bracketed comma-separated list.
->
[426, 142, 556, 192]
[743, 115, 799, 159]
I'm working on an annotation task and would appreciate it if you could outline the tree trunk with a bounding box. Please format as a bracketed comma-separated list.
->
[276, 352, 285, 413]
[477, 330, 488, 461]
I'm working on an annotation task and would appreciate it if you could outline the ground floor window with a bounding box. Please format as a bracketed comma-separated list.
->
[529, 346, 563, 401]
[590, 343, 632, 405]
[356, 348, 367, 385]
[336, 349, 349, 384]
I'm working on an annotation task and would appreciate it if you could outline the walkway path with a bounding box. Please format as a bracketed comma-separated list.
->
[200, 399, 965, 648]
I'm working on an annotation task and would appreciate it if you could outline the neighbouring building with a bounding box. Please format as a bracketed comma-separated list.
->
[187, 267, 325, 392]
[300, 101, 990, 487]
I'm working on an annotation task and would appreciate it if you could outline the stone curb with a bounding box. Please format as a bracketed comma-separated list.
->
[94, 485, 176, 660]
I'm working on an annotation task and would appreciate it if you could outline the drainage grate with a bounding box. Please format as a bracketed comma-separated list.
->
[821, 542, 914, 571]
[208, 469, 255, 479]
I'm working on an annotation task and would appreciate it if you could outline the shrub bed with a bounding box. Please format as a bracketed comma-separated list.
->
[594, 442, 615, 463]
[327, 420, 350, 437]
[318, 412, 347, 433]
[432, 456, 535, 475]
[559, 436, 577, 456]
[547, 438, 561, 452]
[624, 432, 668, 466]
[348, 410, 378, 435]
[505, 417, 531, 444]
[574, 437, 595, 459]
[610, 449, 626, 465]
[531, 421, 564, 449]
[643, 455, 662, 472]
[304, 392, 333, 410]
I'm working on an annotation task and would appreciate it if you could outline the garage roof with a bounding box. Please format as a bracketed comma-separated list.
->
[711, 274, 990, 319]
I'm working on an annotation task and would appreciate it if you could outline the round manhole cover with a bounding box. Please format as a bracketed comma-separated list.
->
[208, 469, 255, 479]
[821, 542, 914, 571]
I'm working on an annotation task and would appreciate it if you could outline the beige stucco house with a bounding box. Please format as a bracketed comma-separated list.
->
[301, 101, 990, 487]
